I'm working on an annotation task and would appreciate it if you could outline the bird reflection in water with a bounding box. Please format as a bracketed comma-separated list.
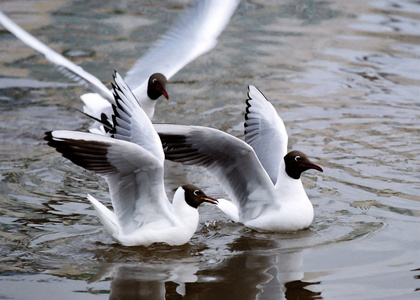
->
[91, 234, 322, 299]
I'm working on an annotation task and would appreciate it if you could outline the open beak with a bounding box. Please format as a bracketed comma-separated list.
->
[202, 197, 218, 205]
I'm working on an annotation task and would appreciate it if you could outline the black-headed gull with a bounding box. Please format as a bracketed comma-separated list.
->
[0, 0, 239, 130]
[44, 72, 217, 246]
[155, 86, 323, 232]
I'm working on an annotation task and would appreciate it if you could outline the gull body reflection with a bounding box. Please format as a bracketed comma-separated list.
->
[93, 261, 198, 299]
[192, 234, 322, 299]
[90, 232, 322, 299]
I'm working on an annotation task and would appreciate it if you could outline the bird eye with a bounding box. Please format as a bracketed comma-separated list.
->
[295, 156, 301, 162]
[193, 190, 199, 196]
[152, 78, 157, 84]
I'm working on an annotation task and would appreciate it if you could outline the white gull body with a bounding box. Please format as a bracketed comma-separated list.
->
[0, 0, 239, 126]
[45, 72, 217, 246]
[155, 86, 323, 232]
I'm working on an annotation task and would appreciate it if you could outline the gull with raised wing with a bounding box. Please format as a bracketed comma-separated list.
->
[0, 0, 239, 131]
[155, 86, 323, 232]
[44, 72, 217, 246]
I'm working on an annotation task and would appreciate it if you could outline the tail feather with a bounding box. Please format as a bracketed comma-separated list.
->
[87, 194, 120, 239]
[216, 198, 240, 222]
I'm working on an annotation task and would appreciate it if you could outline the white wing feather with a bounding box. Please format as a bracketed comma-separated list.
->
[47, 130, 175, 234]
[0, 11, 114, 103]
[155, 124, 277, 222]
[244, 86, 288, 185]
[111, 72, 164, 163]
[125, 0, 240, 89]
[0, 0, 239, 107]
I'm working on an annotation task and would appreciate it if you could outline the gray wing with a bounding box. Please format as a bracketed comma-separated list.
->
[111, 72, 164, 163]
[0, 11, 114, 104]
[155, 124, 277, 222]
[244, 86, 288, 185]
[45, 130, 176, 234]
[124, 0, 240, 87]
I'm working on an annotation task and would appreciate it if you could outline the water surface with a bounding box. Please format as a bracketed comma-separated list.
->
[0, 0, 419, 299]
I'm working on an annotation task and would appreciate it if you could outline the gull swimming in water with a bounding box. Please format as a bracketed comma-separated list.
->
[45, 72, 218, 246]
[155, 86, 323, 232]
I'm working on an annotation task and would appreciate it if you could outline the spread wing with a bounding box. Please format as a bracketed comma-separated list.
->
[0, 11, 114, 104]
[1, 0, 239, 106]
[124, 0, 240, 87]
[155, 124, 277, 222]
[111, 71, 164, 163]
[45, 131, 176, 234]
[244, 86, 288, 185]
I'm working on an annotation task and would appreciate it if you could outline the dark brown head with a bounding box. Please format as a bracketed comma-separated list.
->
[182, 184, 218, 209]
[284, 150, 323, 179]
[147, 73, 168, 101]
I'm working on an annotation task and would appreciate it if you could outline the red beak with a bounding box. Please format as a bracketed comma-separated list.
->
[159, 88, 169, 100]
[303, 163, 323, 172]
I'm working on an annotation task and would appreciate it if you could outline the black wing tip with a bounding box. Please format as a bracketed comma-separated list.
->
[110, 69, 135, 136]
[44, 131, 53, 140]
[44, 131, 57, 147]
[73, 108, 114, 133]
[244, 85, 270, 134]
[245, 99, 252, 120]
[111, 71, 123, 100]
[110, 71, 128, 111]
[245, 85, 258, 120]
[44, 131, 66, 156]
[43, 133, 117, 174]
[244, 85, 271, 118]
[244, 86, 254, 130]
[111, 81, 117, 91]
[111, 70, 126, 93]
[247, 85, 270, 102]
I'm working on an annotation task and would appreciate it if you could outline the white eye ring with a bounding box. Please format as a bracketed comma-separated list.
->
[152, 78, 157, 84]
[295, 156, 301, 162]
[193, 190, 199, 196]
